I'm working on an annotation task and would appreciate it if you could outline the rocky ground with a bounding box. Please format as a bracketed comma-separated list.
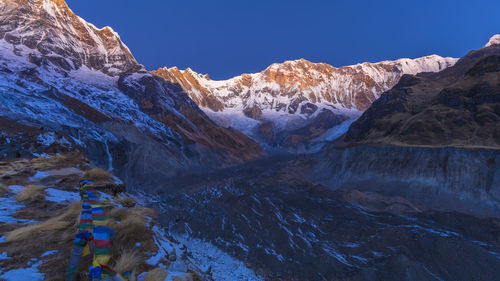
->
[0, 153, 212, 281]
[144, 156, 500, 281]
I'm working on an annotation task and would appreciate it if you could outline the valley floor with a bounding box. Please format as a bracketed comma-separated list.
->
[143, 153, 500, 281]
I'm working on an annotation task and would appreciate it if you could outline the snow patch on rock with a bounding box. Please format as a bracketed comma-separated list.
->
[174, 235, 264, 281]
[45, 188, 80, 203]
[0, 260, 44, 281]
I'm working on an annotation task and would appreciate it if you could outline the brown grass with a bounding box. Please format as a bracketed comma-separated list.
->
[15, 185, 46, 202]
[113, 249, 143, 274]
[30, 153, 86, 170]
[84, 168, 113, 182]
[115, 196, 136, 208]
[5, 202, 81, 242]
[144, 267, 168, 281]
[109, 207, 156, 241]
[0, 183, 8, 194]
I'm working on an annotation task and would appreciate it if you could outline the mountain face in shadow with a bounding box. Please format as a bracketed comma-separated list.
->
[316, 36, 500, 219]
[0, 0, 263, 188]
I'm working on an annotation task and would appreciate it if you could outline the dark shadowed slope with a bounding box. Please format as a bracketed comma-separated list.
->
[315, 36, 500, 218]
[0, 0, 263, 189]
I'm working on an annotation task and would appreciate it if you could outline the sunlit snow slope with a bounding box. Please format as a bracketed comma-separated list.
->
[154, 56, 457, 152]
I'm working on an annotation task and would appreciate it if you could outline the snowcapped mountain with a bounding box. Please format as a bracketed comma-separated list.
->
[0, 0, 141, 75]
[0, 0, 262, 188]
[339, 34, 500, 149]
[153, 55, 457, 151]
[314, 34, 500, 219]
[485, 34, 500, 47]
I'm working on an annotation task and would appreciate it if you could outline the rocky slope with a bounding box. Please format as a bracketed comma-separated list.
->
[154, 56, 457, 151]
[0, 0, 263, 188]
[316, 35, 500, 218]
[342, 35, 500, 148]
[0, 153, 247, 281]
[147, 155, 500, 281]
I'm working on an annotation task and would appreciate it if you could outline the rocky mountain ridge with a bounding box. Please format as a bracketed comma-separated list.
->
[0, 0, 263, 188]
[1, 0, 142, 75]
[340, 34, 500, 149]
[315, 34, 500, 219]
[154, 55, 457, 151]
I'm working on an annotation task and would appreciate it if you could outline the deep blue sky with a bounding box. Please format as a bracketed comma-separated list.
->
[66, 0, 500, 80]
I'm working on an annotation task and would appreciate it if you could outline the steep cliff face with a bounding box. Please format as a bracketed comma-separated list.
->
[316, 35, 500, 218]
[153, 56, 457, 151]
[0, 0, 263, 188]
[342, 35, 500, 148]
[316, 146, 500, 218]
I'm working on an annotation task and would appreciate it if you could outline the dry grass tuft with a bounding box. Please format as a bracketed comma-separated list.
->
[115, 196, 136, 208]
[15, 185, 46, 202]
[110, 207, 156, 241]
[84, 168, 113, 182]
[113, 249, 143, 274]
[144, 267, 168, 281]
[30, 153, 85, 170]
[6, 202, 81, 242]
[108, 208, 156, 245]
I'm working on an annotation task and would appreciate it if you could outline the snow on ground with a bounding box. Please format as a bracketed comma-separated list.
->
[173, 234, 264, 281]
[0, 252, 8, 260]
[319, 119, 358, 142]
[29, 171, 50, 182]
[0, 196, 24, 224]
[40, 250, 58, 257]
[204, 108, 260, 137]
[97, 191, 113, 202]
[164, 271, 191, 281]
[147, 224, 263, 280]
[8, 185, 25, 194]
[37, 132, 57, 146]
[0, 191, 36, 224]
[44, 188, 80, 203]
[147, 225, 175, 267]
[0, 260, 44, 281]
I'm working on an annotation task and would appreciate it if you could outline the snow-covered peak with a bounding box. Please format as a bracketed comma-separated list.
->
[485, 34, 500, 48]
[153, 53, 457, 150]
[0, 0, 142, 75]
[155, 53, 457, 112]
[393, 55, 458, 75]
